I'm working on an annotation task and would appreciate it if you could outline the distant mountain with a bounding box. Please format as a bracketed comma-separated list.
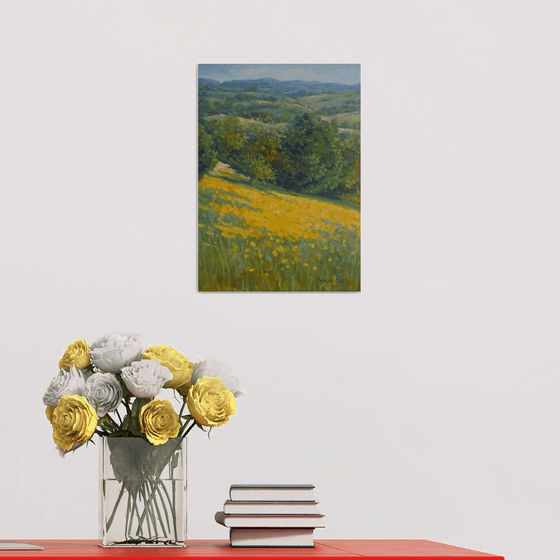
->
[199, 77, 360, 96]
[199, 78, 221, 86]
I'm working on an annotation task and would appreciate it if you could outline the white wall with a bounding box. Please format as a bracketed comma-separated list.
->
[0, 2, 558, 559]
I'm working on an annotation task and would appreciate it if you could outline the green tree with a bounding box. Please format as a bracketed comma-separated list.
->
[273, 114, 344, 197]
[339, 132, 360, 201]
[236, 123, 281, 183]
[209, 115, 246, 166]
[198, 122, 217, 179]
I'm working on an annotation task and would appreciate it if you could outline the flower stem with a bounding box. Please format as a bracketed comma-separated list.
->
[131, 491, 144, 538]
[148, 480, 168, 537]
[158, 477, 178, 540]
[105, 480, 126, 533]
[180, 420, 197, 438]
[139, 485, 155, 539]
[153, 480, 171, 534]
[137, 482, 160, 538]
[178, 397, 187, 419]
[125, 488, 132, 541]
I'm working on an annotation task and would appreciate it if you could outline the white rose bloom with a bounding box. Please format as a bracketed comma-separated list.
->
[43, 366, 88, 407]
[191, 358, 246, 397]
[121, 360, 173, 398]
[89, 332, 143, 373]
[84, 372, 123, 417]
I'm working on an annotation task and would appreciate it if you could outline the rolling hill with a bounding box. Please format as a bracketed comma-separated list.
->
[199, 78, 360, 130]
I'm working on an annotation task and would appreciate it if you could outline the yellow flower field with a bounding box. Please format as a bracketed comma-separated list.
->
[198, 176, 360, 291]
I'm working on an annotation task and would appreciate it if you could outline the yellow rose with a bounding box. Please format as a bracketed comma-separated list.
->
[45, 406, 55, 423]
[59, 339, 90, 371]
[142, 345, 195, 389]
[187, 376, 236, 428]
[139, 399, 180, 445]
[51, 394, 97, 451]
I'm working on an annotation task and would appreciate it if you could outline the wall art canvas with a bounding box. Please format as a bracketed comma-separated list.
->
[198, 64, 360, 292]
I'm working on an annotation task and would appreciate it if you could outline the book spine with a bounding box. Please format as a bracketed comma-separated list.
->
[229, 528, 315, 548]
[215, 511, 227, 527]
[230, 490, 315, 502]
[223, 501, 319, 514]
[215, 512, 325, 528]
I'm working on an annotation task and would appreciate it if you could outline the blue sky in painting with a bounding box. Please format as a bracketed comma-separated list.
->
[198, 64, 360, 85]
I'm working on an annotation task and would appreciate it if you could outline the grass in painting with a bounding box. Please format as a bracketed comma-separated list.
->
[198, 174, 360, 292]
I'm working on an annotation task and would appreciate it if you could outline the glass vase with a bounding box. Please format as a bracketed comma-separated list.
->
[98, 437, 187, 547]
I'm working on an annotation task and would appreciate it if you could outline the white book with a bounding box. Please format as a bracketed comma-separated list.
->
[215, 510, 325, 528]
[229, 484, 315, 502]
[0, 542, 44, 551]
[230, 528, 315, 548]
[224, 500, 320, 515]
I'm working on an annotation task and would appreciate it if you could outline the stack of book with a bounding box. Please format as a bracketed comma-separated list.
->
[215, 484, 324, 547]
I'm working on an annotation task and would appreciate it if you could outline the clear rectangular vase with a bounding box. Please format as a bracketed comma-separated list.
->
[99, 437, 187, 547]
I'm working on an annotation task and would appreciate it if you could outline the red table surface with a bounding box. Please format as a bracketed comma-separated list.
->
[0, 540, 504, 560]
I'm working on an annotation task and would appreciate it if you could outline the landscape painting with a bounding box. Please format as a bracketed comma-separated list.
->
[198, 64, 360, 292]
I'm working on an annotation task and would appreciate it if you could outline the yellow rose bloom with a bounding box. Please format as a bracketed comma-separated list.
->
[45, 406, 55, 424]
[59, 339, 90, 371]
[139, 399, 180, 445]
[187, 376, 236, 428]
[143, 345, 195, 389]
[51, 394, 97, 451]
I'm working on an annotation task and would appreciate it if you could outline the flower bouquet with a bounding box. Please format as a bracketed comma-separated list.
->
[43, 333, 244, 547]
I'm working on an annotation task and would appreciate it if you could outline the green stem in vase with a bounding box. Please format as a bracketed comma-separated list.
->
[125, 486, 132, 541]
[156, 476, 178, 540]
[136, 485, 150, 539]
[164, 484, 177, 538]
[138, 483, 160, 539]
[172, 479, 177, 541]
[105, 480, 126, 533]
[131, 490, 145, 539]
[153, 480, 172, 535]
[148, 480, 168, 538]
[140, 486, 154, 540]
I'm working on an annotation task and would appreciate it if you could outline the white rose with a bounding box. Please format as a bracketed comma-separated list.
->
[84, 372, 123, 417]
[191, 358, 245, 397]
[121, 360, 173, 398]
[43, 366, 88, 407]
[89, 332, 143, 373]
